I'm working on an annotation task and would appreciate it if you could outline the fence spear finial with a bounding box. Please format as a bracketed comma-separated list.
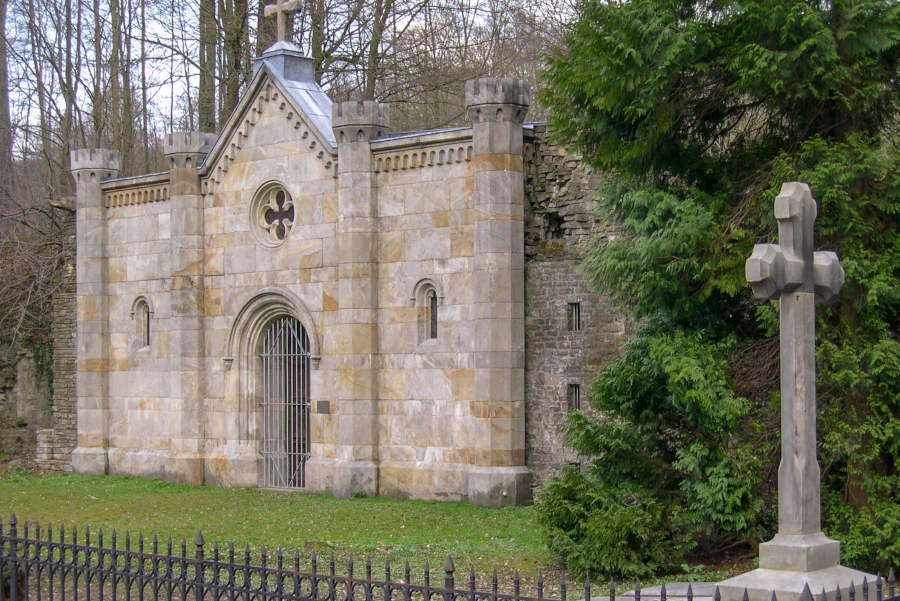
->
[800, 583, 813, 601]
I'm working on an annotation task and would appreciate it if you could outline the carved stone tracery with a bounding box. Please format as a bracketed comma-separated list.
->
[251, 183, 294, 246]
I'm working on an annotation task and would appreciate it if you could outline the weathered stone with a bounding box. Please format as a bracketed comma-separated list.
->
[61, 44, 630, 507]
[720, 183, 865, 600]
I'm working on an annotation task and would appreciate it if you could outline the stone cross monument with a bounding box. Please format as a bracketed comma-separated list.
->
[264, 0, 301, 43]
[719, 182, 872, 601]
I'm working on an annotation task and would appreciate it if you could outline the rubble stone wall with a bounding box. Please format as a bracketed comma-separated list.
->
[523, 125, 630, 485]
[38, 206, 78, 470]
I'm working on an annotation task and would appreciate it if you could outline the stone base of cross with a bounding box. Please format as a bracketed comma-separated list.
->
[717, 183, 874, 601]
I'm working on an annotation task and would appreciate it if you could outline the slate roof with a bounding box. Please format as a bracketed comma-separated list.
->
[252, 41, 336, 148]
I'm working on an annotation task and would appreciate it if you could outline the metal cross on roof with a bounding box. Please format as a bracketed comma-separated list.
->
[264, 0, 301, 43]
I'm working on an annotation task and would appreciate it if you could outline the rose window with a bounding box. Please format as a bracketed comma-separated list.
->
[251, 183, 295, 246]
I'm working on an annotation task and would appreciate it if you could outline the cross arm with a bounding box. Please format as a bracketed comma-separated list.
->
[813, 251, 844, 302]
[745, 243, 805, 300]
[264, 0, 301, 17]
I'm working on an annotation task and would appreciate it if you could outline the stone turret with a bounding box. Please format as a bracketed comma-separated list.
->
[164, 131, 217, 170]
[306, 99, 390, 499]
[332, 101, 390, 146]
[70, 148, 121, 187]
[69, 148, 120, 476]
[465, 77, 530, 155]
[465, 77, 532, 507]
[163, 131, 212, 485]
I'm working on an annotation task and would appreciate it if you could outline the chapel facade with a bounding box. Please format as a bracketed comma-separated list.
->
[63, 41, 628, 507]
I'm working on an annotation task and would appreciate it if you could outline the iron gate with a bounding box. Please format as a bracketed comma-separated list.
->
[259, 315, 311, 489]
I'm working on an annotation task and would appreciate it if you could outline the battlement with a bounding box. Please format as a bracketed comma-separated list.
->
[465, 77, 531, 109]
[70, 149, 121, 174]
[332, 101, 390, 142]
[164, 131, 217, 169]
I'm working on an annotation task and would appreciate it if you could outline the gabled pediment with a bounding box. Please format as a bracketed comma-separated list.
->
[200, 43, 337, 195]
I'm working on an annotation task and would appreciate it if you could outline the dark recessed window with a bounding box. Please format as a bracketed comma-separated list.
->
[567, 302, 581, 331]
[567, 383, 581, 412]
[134, 299, 151, 347]
[426, 288, 438, 339]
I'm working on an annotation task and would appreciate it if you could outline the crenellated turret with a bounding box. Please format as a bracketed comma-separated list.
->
[70, 149, 121, 188]
[465, 76, 532, 506]
[332, 100, 390, 146]
[163, 131, 217, 170]
[69, 147, 120, 477]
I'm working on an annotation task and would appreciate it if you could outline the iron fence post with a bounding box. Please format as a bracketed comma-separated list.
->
[444, 556, 454, 601]
[8, 514, 17, 601]
[194, 533, 205, 601]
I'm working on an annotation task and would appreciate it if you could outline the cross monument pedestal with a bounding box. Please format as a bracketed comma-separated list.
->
[718, 183, 873, 601]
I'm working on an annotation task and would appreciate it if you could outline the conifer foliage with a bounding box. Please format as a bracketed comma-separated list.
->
[535, 0, 899, 578]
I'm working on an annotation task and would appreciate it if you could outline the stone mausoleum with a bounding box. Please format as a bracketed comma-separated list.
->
[56, 40, 628, 507]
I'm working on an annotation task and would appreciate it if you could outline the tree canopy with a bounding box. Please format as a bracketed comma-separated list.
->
[535, 0, 899, 578]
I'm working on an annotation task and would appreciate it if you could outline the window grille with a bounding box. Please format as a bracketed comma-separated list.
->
[567, 302, 581, 331]
[567, 383, 581, 412]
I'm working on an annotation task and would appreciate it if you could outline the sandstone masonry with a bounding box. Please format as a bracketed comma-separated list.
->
[44, 43, 629, 503]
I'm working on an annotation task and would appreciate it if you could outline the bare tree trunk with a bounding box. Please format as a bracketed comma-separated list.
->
[61, 0, 75, 166]
[198, 0, 217, 132]
[363, 0, 394, 99]
[169, 0, 176, 131]
[222, 0, 248, 120]
[256, 0, 277, 53]
[141, 0, 149, 171]
[0, 0, 11, 201]
[309, 0, 325, 83]
[26, 0, 54, 185]
[92, 0, 104, 145]
[120, 0, 135, 174]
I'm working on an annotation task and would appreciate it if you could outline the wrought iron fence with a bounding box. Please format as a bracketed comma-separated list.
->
[0, 514, 897, 601]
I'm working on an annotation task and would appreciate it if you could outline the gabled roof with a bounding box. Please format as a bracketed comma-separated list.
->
[200, 42, 336, 176]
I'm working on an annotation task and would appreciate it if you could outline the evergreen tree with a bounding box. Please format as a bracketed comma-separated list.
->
[535, 0, 899, 578]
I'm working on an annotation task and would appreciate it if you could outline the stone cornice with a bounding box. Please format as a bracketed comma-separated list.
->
[100, 172, 171, 208]
[371, 130, 474, 174]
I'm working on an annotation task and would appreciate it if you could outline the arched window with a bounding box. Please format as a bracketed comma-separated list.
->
[411, 278, 443, 344]
[131, 297, 152, 349]
[426, 288, 438, 339]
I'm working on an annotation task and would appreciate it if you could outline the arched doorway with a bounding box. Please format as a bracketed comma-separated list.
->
[259, 315, 311, 488]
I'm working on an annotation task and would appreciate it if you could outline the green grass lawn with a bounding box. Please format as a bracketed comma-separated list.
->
[0, 472, 563, 591]
[0, 471, 750, 589]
